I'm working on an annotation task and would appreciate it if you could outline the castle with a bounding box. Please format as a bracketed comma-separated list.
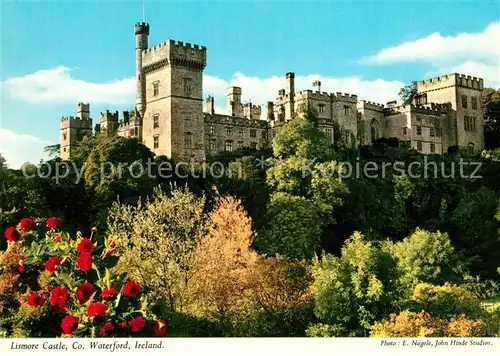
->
[60, 22, 485, 161]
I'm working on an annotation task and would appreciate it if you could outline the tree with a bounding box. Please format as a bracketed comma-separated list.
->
[43, 144, 60, 158]
[308, 232, 404, 336]
[255, 193, 324, 260]
[482, 88, 500, 149]
[388, 229, 463, 286]
[189, 196, 256, 333]
[109, 186, 207, 312]
[398, 81, 417, 105]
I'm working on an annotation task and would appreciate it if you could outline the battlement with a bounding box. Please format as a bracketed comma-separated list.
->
[205, 113, 268, 129]
[100, 110, 119, 123]
[358, 100, 384, 111]
[227, 86, 242, 95]
[385, 104, 448, 116]
[60, 116, 93, 130]
[333, 92, 358, 103]
[142, 39, 206, 69]
[135, 22, 150, 35]
[417, 73, 484, 92]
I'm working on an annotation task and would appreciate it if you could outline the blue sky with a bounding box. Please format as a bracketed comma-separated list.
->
[1, 0, 499, 167]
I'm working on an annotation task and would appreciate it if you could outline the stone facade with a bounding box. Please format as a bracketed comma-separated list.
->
[60, 22, 486, 160]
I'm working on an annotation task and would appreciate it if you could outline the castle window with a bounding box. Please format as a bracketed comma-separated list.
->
[250, 129, 256, 138]
[250, 142, 257, 149]
[344, 106, 350, 116]
[435, 127, 441, 137]
[461, 95, 468, 108]
[430, 143, 436, 153]
[210, 139, 216, 151]
[153, 114, 159, 129]
[472, 97, 478, 110]
[261, 131, 266, 139]
[325, 128, 333, 143]
[430, 127, 436, 137]
[224, 140, 233, 152]
[153, 82, 159, 97]
[416, 126, 422, 136]
[402, 128, 408, 135]
[239, 129, 244, 138]
[473, 117, 477, 132]
[183, 78, 192, 96]
[384, 120, 389, 129]
[210, 125, 214, 134]
[129, 129, 134, 137]
[370, 119, 380, 142]
[184, 132, 193, 148]
[226, 127, 231, 135]
[464, 116, 476, 132]
[237, 141, 243, 149]
[135, 127, 139, 137]
[153, 136, 159, 149]
[62, 133, 67, 140]
[417, 141, 422, 151]
[318, 104, 325, 114]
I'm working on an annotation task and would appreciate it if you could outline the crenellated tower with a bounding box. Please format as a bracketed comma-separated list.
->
[60, 103, 93, 160]
[135, 22, 150, 117]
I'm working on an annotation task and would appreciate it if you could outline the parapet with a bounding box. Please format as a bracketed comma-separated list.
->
[135, 22, 150, 35]
[417, 73, 483, 92]
[384, 103, 448, 116]
[227, 86, 242, 95]
[60, 116, 93, 130]
[333, 92, 358, 103]
[357, 100, 384, 112]
[142, 39, 207, 70]
[100, 110, 119, 123]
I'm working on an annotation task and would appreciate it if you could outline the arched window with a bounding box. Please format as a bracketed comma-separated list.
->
[370, 119, 380, 142]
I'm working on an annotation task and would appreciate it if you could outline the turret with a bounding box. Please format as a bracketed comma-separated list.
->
[135, 22, 149, 117]
[227, 86, 243, 117]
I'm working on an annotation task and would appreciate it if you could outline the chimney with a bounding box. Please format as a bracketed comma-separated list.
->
[286, 72, 295, 95]
[206, 96, 215, 115]
[267, 102, 275, 121]
[313, 80, 321, 92]
[123, 111, 130, 124]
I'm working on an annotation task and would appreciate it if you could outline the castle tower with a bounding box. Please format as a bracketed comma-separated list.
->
[227, 86, 243, 117]
[416, 73, 484, 153]
[141, 35, 207, 162]
[60, 103, 93, 160]
[135, 22, 150, 117]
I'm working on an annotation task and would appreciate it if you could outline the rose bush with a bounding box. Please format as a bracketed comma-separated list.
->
[0, 217, 167, 337]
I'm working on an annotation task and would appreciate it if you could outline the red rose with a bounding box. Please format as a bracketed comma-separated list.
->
[77, 238, 94, 254]
[87, 302, 107, 317]
[46, 217, 63, 229]
[153, 320, 167, 337]
[50, 287, 68, 312]
[61, 315, 79, 335]
[128, 316, 146, 332]
[77, 253, 93, 272]
[98, 322, 114, 337]
[17, 255, 25, 273]
[4, 227, 20, 243]
[27, 293, 45, 307]
[45, 256, 61, 273]
[18, 265, 25, 273]
[76, 282, 95, 303]
[123, 281, 140, 297]
[101, 287, 117, 300]
[19, 218, 36, 232]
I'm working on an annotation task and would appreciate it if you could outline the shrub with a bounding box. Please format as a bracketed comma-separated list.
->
[1, 218, 166, 337]
[108, 186, 207, 312]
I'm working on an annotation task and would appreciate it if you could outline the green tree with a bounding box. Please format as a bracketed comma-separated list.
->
[43, 144, 60, 158]
[398, 81, 417, 105]
[388, 229, 464, 286]
[482, 88, 500, 149]
[308, 232, 404, 336]
[109, 186, 208, 312]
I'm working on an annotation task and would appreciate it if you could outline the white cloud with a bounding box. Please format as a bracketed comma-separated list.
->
[2, 66, 135, 105]
[0, 129, 51, 169]
[203, 72, 404, 118]
[439, 61, 500, 88]
[362, 22, 500, 64]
